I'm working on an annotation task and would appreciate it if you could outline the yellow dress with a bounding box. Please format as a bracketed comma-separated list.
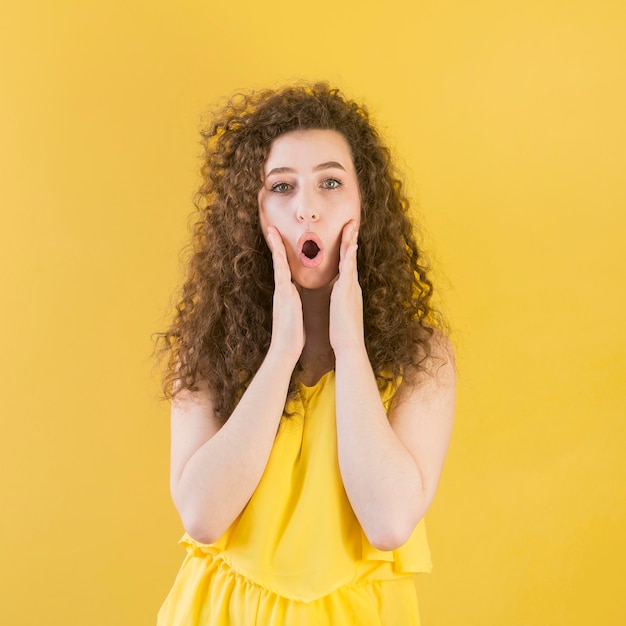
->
[157, 370, 432, 625]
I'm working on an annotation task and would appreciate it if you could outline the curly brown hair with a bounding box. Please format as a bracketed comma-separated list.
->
[153, 82, 445, 422]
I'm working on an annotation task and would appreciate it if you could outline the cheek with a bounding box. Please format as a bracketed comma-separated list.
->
[331, 193, 361, 228]
[259, 199, 293, 239]
[349, 195, 362, 222]
[258, 210, 284, 249]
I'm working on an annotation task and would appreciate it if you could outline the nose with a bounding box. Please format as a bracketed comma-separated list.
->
[296, 190, 319, 222]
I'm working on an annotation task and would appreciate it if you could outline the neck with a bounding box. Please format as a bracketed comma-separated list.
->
[299, 282, 335, 383]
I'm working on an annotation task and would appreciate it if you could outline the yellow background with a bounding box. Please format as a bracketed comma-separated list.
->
[1, 1, 624, 624]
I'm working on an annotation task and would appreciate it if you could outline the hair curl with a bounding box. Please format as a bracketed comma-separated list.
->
[153, 82, 445, 422]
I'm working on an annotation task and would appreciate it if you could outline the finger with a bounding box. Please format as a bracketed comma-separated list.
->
[267, 226, 283, 255]
[339, 219, 357, 264]
[341, 242, 358, 278]
[267, 227, 292, 286]
[339, 221, 359, 276]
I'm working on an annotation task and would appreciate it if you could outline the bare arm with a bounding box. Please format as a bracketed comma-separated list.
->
[170, 351, 296, 544]
[335, 335, 455, 551]
[169, 227, 303, 544]
[331, 221, 455, 551]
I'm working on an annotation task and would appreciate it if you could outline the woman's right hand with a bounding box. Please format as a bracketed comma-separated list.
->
[266, 227, 305, 364]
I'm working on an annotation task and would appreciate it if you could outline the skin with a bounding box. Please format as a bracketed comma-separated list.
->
[258, 129, 361, 292]
[258, 129, 361, 383]
[169, 129, 456, 551]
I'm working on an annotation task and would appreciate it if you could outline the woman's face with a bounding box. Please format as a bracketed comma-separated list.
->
[258, 129, 361, 290]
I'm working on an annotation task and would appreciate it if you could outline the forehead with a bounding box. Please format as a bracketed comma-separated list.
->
[264, 129, 354, 169]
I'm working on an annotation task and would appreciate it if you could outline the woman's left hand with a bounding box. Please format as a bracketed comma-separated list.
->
[329, 219, 365, 355]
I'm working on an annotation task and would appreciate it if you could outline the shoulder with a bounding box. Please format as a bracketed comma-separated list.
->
[170, 376, 222, 436]
[392, 328, 455, 403]
[422, 327, 456, 387]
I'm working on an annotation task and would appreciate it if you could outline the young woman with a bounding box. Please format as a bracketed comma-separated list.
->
[154, 82, 455, 625]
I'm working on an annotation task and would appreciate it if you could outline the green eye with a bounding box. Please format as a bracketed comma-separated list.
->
[322, 178, 341, 189]
[271, 182, 291, 193]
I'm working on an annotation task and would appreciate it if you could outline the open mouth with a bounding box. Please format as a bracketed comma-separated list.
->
[302, 240, 320, 259]
[297, 232, 324, 268]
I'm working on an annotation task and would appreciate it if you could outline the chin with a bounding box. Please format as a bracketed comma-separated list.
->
[293, 269, 338, 291]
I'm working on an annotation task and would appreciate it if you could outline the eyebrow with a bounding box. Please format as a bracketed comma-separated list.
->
[265, 161, 347, 177]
